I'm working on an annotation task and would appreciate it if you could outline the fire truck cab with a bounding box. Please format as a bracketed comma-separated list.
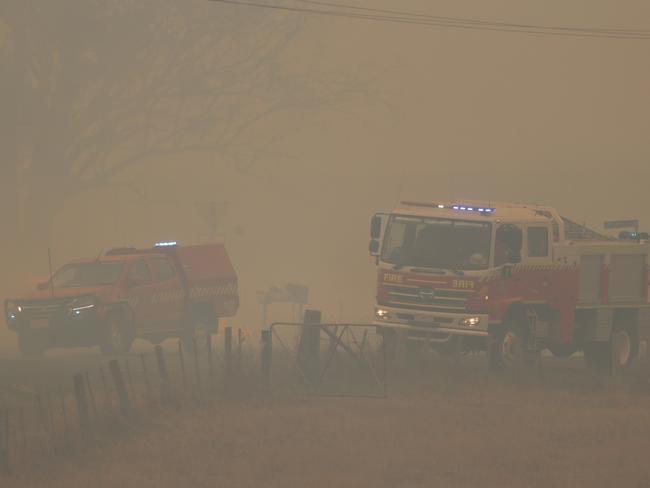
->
[370, 201, 650, 372]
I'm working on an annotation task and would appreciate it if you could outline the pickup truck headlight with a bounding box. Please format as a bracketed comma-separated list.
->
[5, 301, 21, 321]
[69, 296, 97, 317]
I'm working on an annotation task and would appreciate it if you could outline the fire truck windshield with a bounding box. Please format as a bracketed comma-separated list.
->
[51, 261, 125, 288]
[381, 215, 492, 270]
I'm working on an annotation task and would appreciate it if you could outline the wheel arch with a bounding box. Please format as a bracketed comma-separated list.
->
[105, 303, 135, 330]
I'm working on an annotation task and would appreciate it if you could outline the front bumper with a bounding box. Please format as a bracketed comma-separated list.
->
[374, 306, 490, 340]
[8, 313, 105, 347]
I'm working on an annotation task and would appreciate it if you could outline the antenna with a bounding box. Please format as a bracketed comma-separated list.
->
[47, 248, 55, 298]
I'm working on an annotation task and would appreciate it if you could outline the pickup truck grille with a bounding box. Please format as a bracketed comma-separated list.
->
[384, 284, 473, 313]
[18, 300, 69, 319]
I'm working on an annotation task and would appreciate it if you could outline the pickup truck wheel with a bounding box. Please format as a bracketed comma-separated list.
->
[100, 313, 133, 355]
[18, 331, 45, 358]
[180, 327, 210, 355]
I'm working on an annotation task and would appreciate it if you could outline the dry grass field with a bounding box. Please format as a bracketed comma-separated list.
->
[6, 354, 650, 488]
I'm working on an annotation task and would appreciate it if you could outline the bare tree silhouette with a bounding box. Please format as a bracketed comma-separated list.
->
[0, 0, 362, 246]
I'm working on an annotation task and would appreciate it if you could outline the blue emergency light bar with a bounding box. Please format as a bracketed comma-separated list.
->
[401, 201, 496, 214]
[154, 241, 178, 247]
[619, 231, 649, 241]
[450, 205, 495, 214]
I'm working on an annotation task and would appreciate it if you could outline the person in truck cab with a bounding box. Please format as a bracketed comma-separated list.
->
[495, 224, 522, 266]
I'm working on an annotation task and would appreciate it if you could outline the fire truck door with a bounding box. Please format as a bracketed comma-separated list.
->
[148, 256, 185, 332]
[524, 224, 552, 265]
[124, 259, 156, 332]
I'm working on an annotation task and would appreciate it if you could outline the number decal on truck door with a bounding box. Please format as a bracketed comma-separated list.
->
[452, 280, 475, 289]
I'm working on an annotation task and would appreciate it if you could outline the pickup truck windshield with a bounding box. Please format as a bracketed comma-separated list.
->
[381, 216, 492, 270]
[51, 262, 125, 288]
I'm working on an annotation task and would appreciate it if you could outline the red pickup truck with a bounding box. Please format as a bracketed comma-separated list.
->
[4, 242, 239, 356]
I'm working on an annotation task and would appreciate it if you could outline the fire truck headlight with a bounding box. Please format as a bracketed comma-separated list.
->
[375, 309, 390, 320]
[461, 316, 481, 327]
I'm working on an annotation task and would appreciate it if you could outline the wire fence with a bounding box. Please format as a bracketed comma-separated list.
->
[0, 325, 268, 474]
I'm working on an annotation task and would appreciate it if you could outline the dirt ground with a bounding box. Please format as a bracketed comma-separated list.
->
[6, 357, 650, 488]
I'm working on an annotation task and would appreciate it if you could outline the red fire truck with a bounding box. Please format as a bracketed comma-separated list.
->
[370, 201, 650, 372]
[4, 242, 239, 356]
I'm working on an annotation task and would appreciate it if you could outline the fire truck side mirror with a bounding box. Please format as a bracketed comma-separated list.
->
[369, 239, 380, 256]
[370, 216, 382, 239]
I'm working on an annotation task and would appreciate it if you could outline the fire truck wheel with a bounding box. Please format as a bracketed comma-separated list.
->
[611, 326, 639, 369]
[18, 330, 45, 358]
[488, 324, 526, 371]
[100, 313, 134, 355]
[584, 326, 638, 374]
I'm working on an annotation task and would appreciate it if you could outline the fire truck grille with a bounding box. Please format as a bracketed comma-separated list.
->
[384, 285, 473, 313]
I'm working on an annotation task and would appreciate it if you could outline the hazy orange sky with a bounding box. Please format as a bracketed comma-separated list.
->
[2, 0, 650, 339]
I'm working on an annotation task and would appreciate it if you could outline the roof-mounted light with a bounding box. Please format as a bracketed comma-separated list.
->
[154, 241, 178, 247]
[452, 204, 495, 214]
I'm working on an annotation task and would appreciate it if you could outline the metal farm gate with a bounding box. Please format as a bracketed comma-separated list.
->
[270, 311, 388, 398]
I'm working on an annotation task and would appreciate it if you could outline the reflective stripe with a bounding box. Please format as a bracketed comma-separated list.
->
[189, 282, 238, 300]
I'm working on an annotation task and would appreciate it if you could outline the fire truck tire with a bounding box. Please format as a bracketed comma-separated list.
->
[100, 312, 134, 355]
[611, 325, 639, 369]
[488, 323, 528, 372]
[18, 330, 45, 358]
[584, 325, 638, 373]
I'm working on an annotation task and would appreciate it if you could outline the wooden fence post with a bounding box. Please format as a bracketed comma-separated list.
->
[261, 329, 272, 389]
[155, 345, 172, 406]
[18, 407, 26, 455]
[178, 340, 187, 391]
[35, 391, 45, 435]
[45, 392, 54, 435]
[59, 386, 69, 445]
[237, 328, 243, 369]
[125, 359, 137, 408]
[141, 353, 153, 403]
[192, 336, 202, 398]
[206, 334, 214, 392]
[99, 367, 112, 416]
[0, 409, 10, 473]
[298, 310, 321, 386]
[73, 374, 91, 441]
[224, 326, 233, 390]
[108, 360, 132, 420]
[85, 372, 98, 421]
